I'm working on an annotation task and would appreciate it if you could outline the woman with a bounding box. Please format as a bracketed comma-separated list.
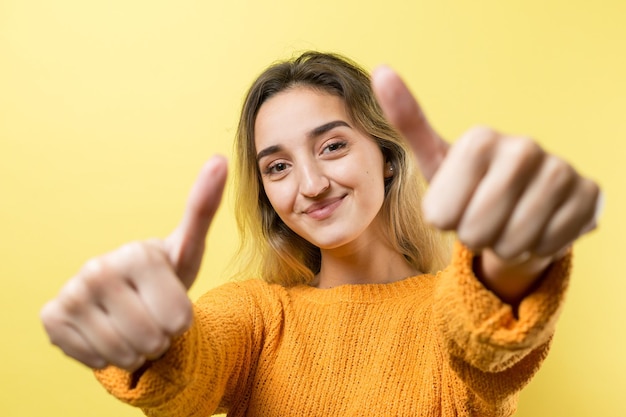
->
[41, 52, 600, 416]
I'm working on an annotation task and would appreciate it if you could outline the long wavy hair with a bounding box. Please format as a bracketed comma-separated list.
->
[233, 51, 450, 286]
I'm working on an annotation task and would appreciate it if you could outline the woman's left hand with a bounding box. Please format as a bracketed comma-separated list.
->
[372, 66, 602, 302]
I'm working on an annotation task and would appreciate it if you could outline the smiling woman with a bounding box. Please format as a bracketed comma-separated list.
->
[40, 51, 600, 416]
[235, 52, 448, 288]
[254, 87, 412, 286]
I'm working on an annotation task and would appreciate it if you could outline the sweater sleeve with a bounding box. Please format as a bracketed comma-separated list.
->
[93, 280, 267, 417]
[434, 241, 571, 374]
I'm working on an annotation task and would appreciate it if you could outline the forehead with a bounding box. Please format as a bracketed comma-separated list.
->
[254, 86, 349, 149]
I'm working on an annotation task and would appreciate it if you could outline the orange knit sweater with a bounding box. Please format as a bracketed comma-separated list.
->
[95, 243, 571, 416]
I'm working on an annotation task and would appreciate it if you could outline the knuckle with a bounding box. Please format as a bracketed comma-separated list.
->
[65, 343, 109, 369]
[68, 347, 108, 369]
[582, 178, 601, 201]
[119, 241, 149, 262]
[422, 207, 443, 228]
[544, 157, 576, 189]
[457, 213, 498, 250]
[103, 338, 140, 368]
[144, 336, 171, 358]
[57, 279, 91, 314]
[166, 301, 193, 336]
[120, 240, 167, 268]
[39, 301, 58, 326]
[509, 136, 542, 161]
[79, 257, 117, 297]
[457, 228, 486, 252]
[80, 256, 108, 280]
[467, 125, 496, 139]
[579, 179, 601, 223]
[461, 126, 498, 157]
[73, 249, 139, 304]
[492, 243, 522, 262]
[117, 352, 144, 371]
[422, 197, 459, 230]
[424, 210, 456, 231]
[86, 355, 109, 369]
[40, 302, 66, 343]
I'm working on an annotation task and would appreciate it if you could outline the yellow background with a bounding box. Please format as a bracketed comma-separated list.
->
[2, 0, 624, 416]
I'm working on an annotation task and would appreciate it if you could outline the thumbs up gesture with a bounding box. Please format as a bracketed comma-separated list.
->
[40, 156, 228, 371]
[372, 67, 601, 301]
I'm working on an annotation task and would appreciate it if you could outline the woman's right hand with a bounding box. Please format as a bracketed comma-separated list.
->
[40, 156, 228, 372]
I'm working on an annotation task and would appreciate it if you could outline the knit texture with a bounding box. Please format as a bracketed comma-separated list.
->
[95, 243, 571, 416]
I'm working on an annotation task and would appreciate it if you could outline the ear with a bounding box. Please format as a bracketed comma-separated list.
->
[384, 160, 394, 179]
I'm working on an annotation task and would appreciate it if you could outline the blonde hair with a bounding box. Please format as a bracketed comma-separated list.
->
[233, 51, 450, 286]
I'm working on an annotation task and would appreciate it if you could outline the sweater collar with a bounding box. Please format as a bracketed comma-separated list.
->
[289, 273, 434, 304]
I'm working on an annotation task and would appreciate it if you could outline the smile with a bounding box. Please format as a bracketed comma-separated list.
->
[303, 195, 346, 220]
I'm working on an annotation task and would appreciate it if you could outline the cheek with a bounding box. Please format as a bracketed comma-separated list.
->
[332, 154, 376, 180]
[361, 167, 385, 190]
[263, 182, 293, 217]
[358, 165, 388, 205]
[326, 163, 383, 210]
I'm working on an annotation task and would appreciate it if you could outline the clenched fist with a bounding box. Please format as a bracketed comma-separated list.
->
[372, 67, 601, 302]
[40, 156, 228, 371]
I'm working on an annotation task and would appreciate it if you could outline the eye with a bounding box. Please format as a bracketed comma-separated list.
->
[270, 162, 287, 172]
[265, 161, 290, 176]
[322, 140, 347, 154]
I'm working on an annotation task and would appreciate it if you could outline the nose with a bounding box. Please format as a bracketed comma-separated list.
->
[298, 161, 330, 198]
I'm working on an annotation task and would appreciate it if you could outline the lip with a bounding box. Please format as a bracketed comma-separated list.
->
[303, 195, 346, 220]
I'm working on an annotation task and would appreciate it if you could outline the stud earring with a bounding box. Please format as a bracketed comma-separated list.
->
[385, 162, 394, 178]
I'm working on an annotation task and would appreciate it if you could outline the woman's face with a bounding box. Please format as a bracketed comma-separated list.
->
[254, 86, 390, 252]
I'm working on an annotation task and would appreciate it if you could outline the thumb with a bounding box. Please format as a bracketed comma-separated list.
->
[165, 155, 228, 288]
[371, 65, 449, 182]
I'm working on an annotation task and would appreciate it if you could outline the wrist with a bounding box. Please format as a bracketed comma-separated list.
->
[474, 249, 554, 307]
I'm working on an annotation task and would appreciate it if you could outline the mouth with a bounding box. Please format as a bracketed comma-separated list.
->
[303, 195, 346, 220]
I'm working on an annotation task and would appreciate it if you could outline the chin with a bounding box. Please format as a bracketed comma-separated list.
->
[308, 235, 356, 251]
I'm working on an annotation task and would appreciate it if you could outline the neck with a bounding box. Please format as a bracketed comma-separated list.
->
[312, 239, 420, 289]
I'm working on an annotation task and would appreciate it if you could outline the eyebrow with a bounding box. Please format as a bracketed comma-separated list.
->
[307, 120, 351, 139]
[256, 120, 352, 162]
